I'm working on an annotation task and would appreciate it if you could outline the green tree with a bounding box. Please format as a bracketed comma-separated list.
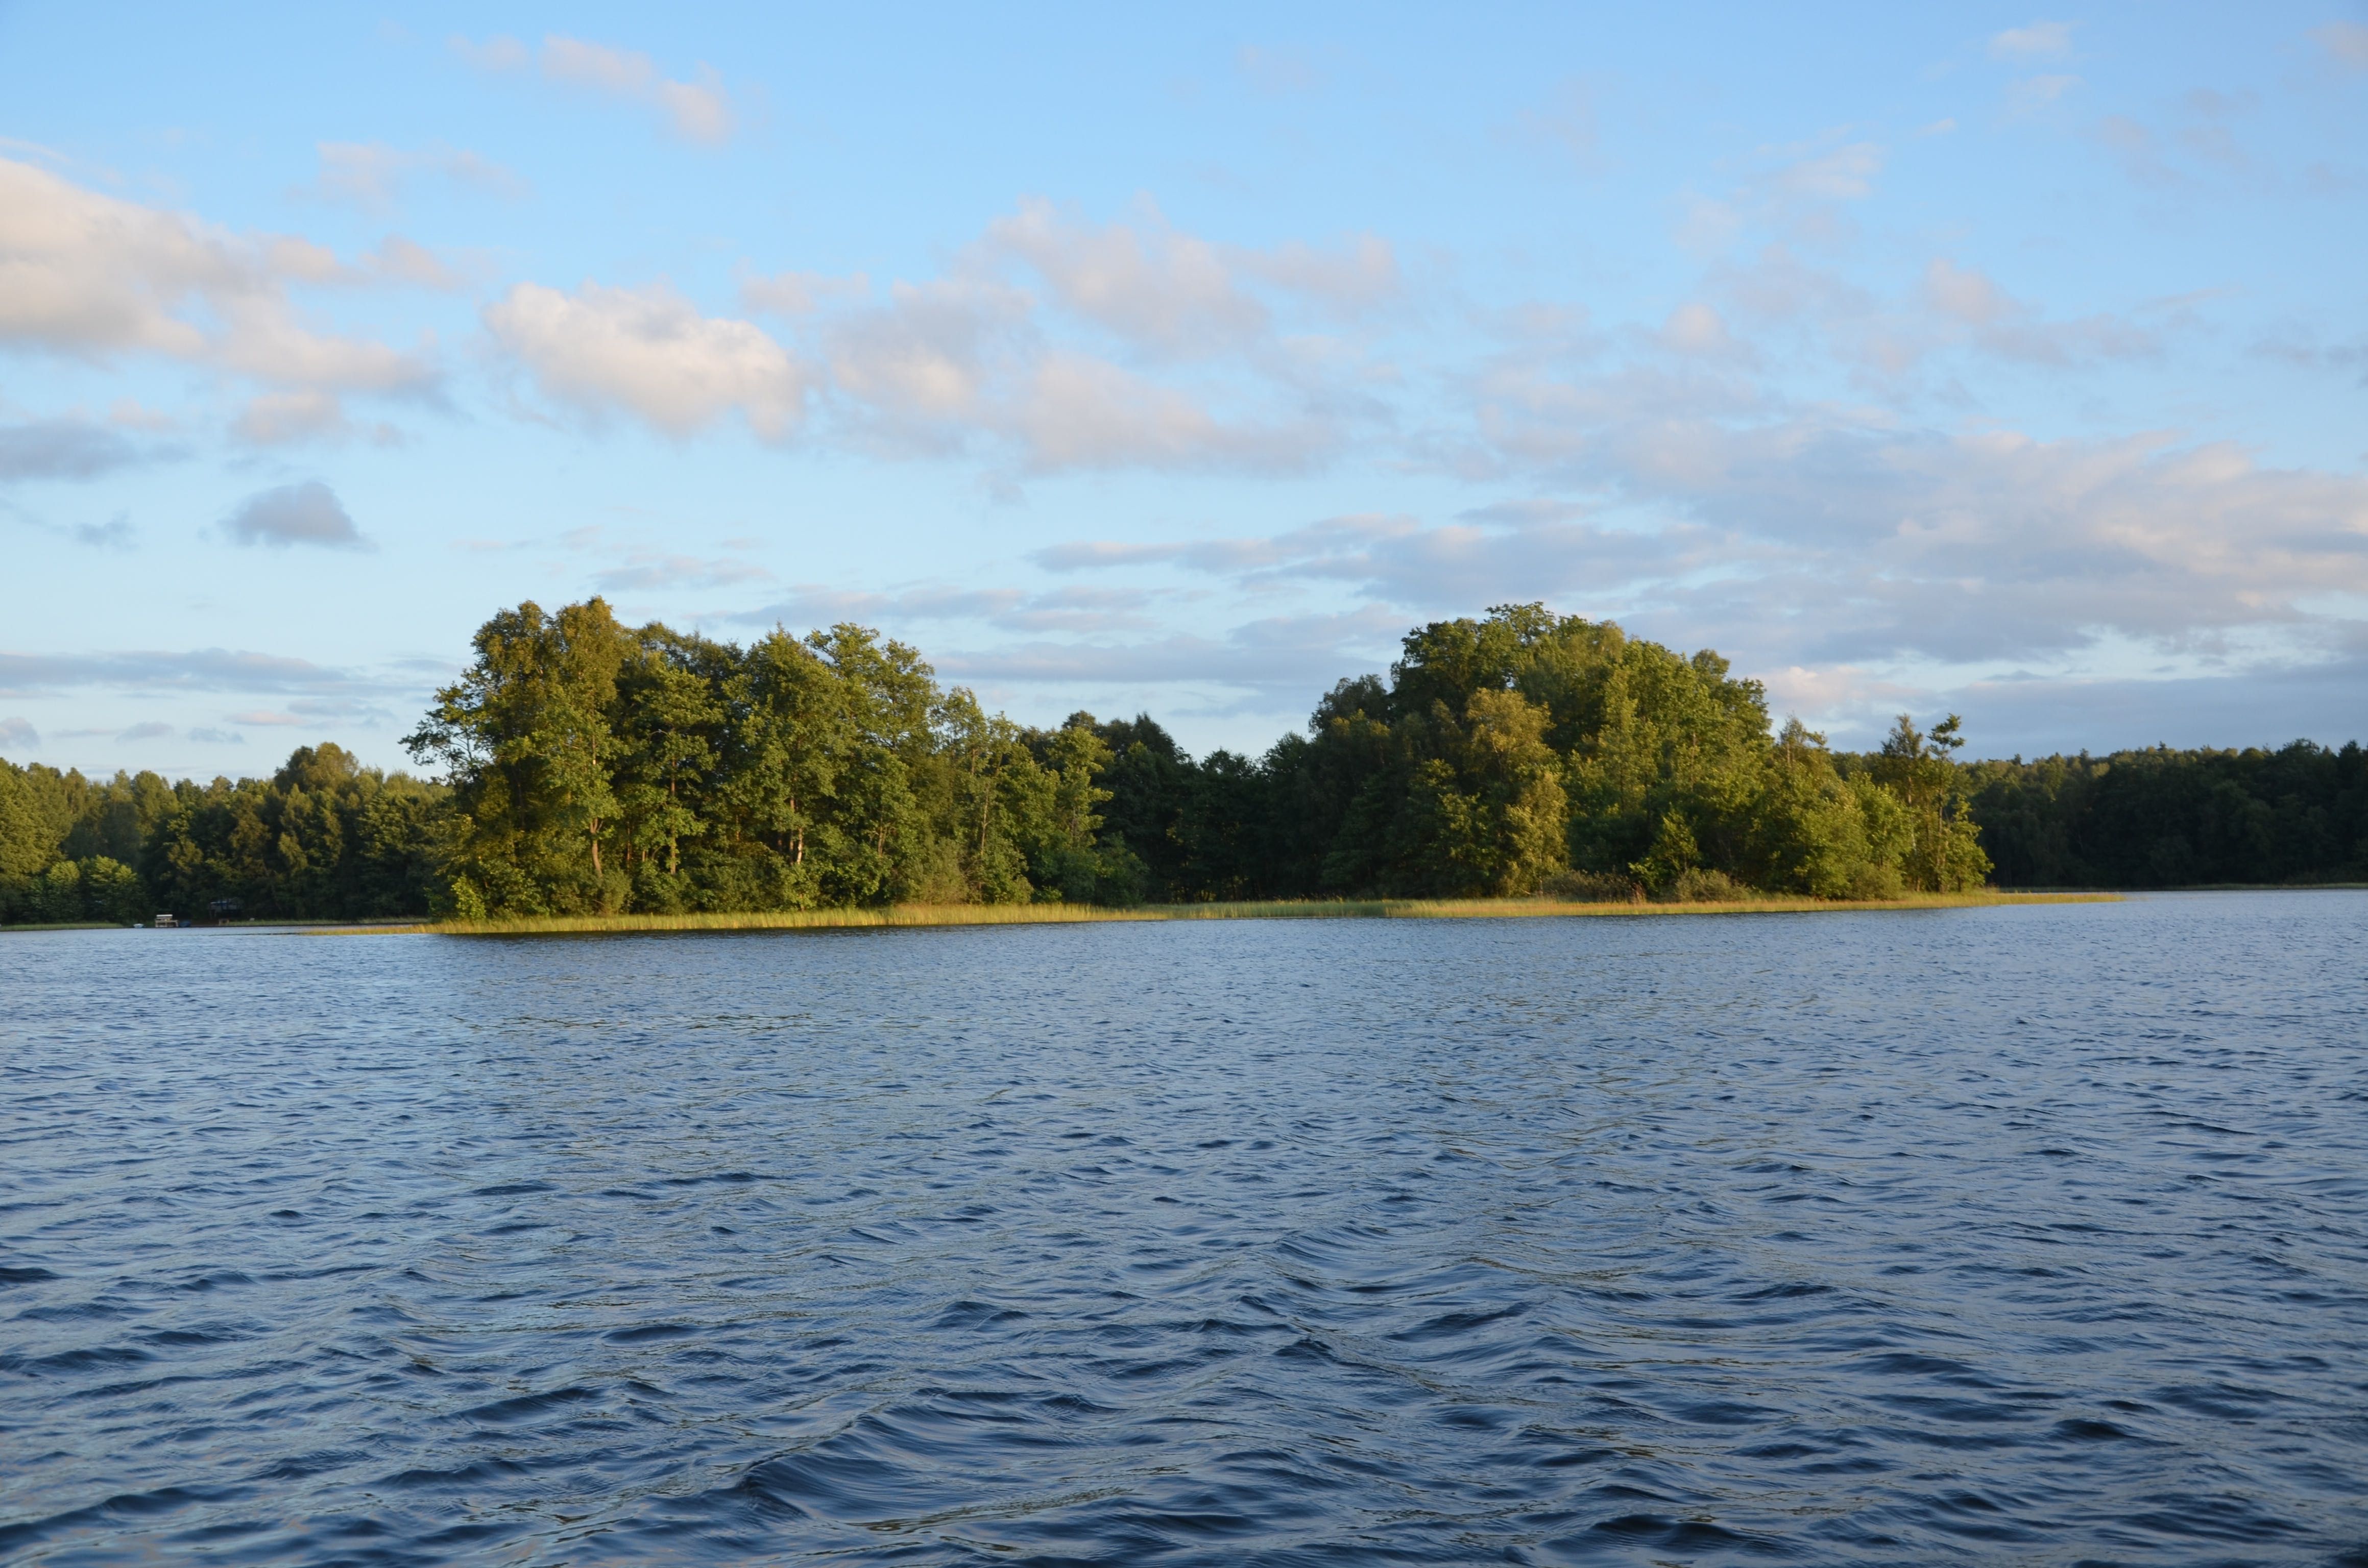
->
[1873, 713, 1992, 891]
[406, 598, 631, 915]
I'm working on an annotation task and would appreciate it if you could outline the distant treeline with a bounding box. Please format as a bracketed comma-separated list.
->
[0, 746, 441, 925]
[1960, 745, 2368, 888]
[3, 599, 2361, 924]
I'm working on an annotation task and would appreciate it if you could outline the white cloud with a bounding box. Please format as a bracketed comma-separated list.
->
[0, 156, 438, 393]
[936, 604, 1412, 701]
[493, 201, 1389, 472]
[2312, 21, 2368, 67]
[982, 198, 1401, 356]
[0, 717, 37, 749]
[653, 72, 734, 143]
[364, 236, 466, 290]
[738, 582, 1158, 636]
[455, 33, 737, 143]
[739, 268, 868, 316]
[484, 281, 810, 438]
[232, 389, 400, 447]
[448, 33, 529, 72]
[1582, 420, 2368, 668]
[1989, 21, 2074, 59]
[1661, 302, 1733, 355]
[1923, 257, 2010, 327]
[302, 141, 526, 212]
[0, 420, 154, 480]
[592, 552, 771, 592]
[1775, 141, 1884, 202]
[1011, 353, 1326, 473]
[2007, 74, 2082, 114]
[986, 199, 1271, 354]
[221, 480, 370, 550]
[73, 514, 135, 550]
[540, 34, 654, 95]
[1010, 409, 2368, 743]
[0, 648, 369, 699]
[1922, 257, 2155, 364]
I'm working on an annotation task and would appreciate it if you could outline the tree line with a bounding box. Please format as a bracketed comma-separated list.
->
[3, 598, 2361, 924]
[0, 744, 441, 925]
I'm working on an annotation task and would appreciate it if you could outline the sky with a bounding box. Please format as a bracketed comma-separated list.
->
[3, 2, 2365, 779]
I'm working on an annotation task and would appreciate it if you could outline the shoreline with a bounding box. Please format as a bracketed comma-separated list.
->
[329, 890, 2115, 937]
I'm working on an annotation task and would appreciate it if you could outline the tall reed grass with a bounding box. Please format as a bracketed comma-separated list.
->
[350, 889, 2110, 937]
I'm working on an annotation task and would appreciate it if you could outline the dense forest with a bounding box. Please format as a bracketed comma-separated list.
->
[4, 599, 2363, 924]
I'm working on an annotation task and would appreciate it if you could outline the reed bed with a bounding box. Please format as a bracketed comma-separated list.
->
[346, 889, 2109, 937]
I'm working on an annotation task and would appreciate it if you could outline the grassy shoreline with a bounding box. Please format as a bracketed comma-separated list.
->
[336, 889, 2113, 937]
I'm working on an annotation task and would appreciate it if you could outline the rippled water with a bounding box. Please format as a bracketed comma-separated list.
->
[4, 894, 2365, 1565]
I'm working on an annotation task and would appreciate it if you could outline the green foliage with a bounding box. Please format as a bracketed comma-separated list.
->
[1960, 740, 2368, 886]
[1080, 603, 2007, 903]
[0, 745, 441, 923]
[15, 597, 2354, 927]
[394, 600, 1128, 917]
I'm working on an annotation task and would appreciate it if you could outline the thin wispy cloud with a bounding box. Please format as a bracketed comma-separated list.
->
[1989, 21, 2074, 59]
[452, 33, 736, 144]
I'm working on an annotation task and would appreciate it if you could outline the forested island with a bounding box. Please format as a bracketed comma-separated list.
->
[4, 600, 2364, 925]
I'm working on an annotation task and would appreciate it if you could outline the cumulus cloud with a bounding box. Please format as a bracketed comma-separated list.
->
[824, 278, 1025, 437]
[739, 268, 868, 316]
[1020, 389, 2368, 717]
[0, 716, 38, 749]
[1012, 353, 1327, 473]
[0, 156, 438, 393]
[221, 480, 370, 550]
[983, 199, 1400, 355]
[819, 273, 1333, 472]
[456, 33, 736, 143]
[1565, 418, 2368, 669]
[987, 200, 1267, 353]
[493, 201, 1389, 473]
[486, 281, 810, 438]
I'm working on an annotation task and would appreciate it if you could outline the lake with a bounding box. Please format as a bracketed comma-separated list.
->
[3, 893, 2364, 1564]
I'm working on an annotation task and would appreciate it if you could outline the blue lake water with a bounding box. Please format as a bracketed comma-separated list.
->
[3, 893, 2365, 1565]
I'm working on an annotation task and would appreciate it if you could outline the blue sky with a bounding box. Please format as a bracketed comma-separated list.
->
[4, 2, 2364, 778]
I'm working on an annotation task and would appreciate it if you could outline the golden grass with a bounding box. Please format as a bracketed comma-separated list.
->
[343, 889, 2112, 938]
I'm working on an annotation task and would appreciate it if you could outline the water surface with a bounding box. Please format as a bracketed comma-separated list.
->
[4, 894, 2365, 1564]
